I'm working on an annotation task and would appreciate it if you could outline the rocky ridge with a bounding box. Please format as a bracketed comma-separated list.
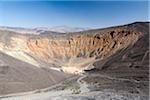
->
[0, 22, 148, 74]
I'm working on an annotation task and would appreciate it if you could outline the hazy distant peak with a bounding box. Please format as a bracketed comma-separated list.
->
[35, 25, 90, 33]
[0, 26, 38, 34]
[0, 26, 90, 34]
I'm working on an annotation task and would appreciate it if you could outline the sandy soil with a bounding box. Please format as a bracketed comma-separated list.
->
[0, 74, 148, 100]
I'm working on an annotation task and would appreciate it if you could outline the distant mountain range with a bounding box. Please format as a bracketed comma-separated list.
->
[0, 26, 89, 34]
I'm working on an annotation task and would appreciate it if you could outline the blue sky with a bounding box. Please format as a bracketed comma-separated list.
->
[0, 1, 149, 28]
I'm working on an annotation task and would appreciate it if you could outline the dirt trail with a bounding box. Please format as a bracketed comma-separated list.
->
[89, 73, 140, 83]
[77, 74, 90, 93]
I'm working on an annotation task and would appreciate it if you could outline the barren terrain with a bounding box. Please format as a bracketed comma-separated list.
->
[0, 22, 149, 100]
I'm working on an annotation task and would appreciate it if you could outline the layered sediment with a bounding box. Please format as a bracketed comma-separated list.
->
[0, 22, 148, 74]
[27, 29, 142, 73]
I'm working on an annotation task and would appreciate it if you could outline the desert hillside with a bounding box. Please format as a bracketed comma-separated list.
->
[0, 22, 149, 99]
[0, 22, 148, 74]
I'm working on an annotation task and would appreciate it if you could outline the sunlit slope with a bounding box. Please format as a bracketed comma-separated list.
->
[0, 22, 149, 74]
